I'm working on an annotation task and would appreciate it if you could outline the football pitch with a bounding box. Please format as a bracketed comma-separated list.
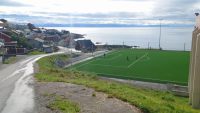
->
[72, 49, 190, 85]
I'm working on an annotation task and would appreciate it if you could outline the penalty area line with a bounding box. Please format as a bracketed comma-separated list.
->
[127, 53, 148, 68]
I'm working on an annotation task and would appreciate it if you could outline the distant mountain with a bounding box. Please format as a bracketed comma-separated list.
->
[35, 23, 193, 28]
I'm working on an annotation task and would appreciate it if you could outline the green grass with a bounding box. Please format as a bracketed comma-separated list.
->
[48, 95, 80, 113]
[3, 57, 16, 64]
[28, 50, 45, 55]
[34, 54, 200, 113]
[72, 49, 190, 85]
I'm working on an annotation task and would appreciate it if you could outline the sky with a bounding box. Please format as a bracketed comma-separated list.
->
[0, 0, 200, 26]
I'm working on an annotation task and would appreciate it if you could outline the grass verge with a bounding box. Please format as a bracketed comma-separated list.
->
[48, 95, 80, 113]
[28, 50, 45, 55]
[3, 56, 16, 64]
[35, 54, 200, 113]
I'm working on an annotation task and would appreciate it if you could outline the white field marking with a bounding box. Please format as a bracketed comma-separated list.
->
[128, 53, 148, 68]
[101, 50, 121, 58]
[73, 50, 119, 69]
[139, 56, 150, 62]
[90, 64, 127, 69]
[95, 72, 187, 84]
[106, 50, 121, 56]
[74, 58, 99, 69]
[107, 54, 122, 61]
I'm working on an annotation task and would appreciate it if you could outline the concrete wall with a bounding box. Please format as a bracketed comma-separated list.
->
[189, 28, 200, 108]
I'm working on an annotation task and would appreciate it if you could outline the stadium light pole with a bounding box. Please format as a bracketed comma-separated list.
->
[184, 43, 186, 51]
[92, 43, 94, 57]
[158, 19, 162, 50]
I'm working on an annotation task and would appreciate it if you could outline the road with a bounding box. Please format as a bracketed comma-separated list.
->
[0, 52, 64, 113]
[0, 48, 108, 113]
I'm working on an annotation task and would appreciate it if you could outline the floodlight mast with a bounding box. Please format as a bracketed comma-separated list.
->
[195, 13, 200, 29]
[158, 19, 162, 50]
[189, 12, 200, 108]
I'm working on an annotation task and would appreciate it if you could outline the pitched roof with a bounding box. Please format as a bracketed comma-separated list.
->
[35, 38, 44, 42]
[76, 40, 95, 48]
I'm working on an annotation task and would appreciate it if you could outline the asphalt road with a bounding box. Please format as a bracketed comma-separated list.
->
[0, 47, 108, 113]
[0, 51, 65, 113]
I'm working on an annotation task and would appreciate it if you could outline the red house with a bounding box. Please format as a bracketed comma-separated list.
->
[0, 32, 12, 42]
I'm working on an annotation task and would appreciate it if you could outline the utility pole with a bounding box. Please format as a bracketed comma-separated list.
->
[70, 48, 72, 67]
[69, 37, 73, 67]
[92, 43, 94, 57]
[123, 41, 124, 48]
[184, 43, 186, 51]
[148, 42, 150, 49]
[159, 19, 162, 50]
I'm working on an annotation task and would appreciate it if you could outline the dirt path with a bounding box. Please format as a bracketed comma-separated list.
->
[34, 82, 142, 113]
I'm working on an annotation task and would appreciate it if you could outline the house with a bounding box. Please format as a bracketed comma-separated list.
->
[43, 45, 53, 53]
[44, 34, 61, 45]
[27, 37, 54, 53]
[0, 21, 4, 29]
[27, 38, 44, 50]
[0, 41, 4, 55]
[0, 32, 12, 42]
[75, 40, 96, 52]
[0, 41, 4, 48]
[45, 29, 60, 35]
[0, 19, 7, 29]
[4, 41, 17, 55]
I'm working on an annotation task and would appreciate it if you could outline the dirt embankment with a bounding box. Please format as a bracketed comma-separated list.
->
[34, 82, 142, 113]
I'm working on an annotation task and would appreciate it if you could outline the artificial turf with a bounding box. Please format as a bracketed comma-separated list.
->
[72, 49, 190, 85]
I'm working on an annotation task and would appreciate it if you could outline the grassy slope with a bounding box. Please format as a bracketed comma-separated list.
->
[3, 57, 16, 64]
[72, 49, 190, 85]
[48, 95, 80, 113]
[35, 54, 200, 113]
[28, 50, 45, 55]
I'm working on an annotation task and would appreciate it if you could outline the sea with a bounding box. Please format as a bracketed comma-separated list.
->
[46, 27, 194, 51]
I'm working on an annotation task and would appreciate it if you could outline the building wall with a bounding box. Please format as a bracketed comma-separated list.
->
[0, 32, 12, 42]
[189, 28, 200, 108]
[28, 39, 43, 49]
[43, 47, 53, 53]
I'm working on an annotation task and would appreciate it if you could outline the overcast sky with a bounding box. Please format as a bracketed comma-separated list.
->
[0, 0, 199, 26]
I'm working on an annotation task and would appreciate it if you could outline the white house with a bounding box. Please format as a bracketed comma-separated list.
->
[0, 21, 4, 29]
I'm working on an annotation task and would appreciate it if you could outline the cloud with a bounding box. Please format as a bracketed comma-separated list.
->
[152, 0, 200, 18]
[0, 0, 199, 26]
[0, 0, 29, 7]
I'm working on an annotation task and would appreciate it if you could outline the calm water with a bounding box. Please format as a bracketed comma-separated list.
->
[48, 27, 193, 51]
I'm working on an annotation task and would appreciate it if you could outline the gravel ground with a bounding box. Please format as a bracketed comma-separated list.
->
[34, 82, 142, 113]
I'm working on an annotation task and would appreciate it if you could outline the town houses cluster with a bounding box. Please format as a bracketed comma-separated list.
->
[0, 19, 96, 57]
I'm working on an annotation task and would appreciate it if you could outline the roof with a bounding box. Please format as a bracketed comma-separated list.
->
[0, 32, 12, 42]
[76, 40, 95, 48]
[43, 45, 53, 48]
[35, 38, 44, 42]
